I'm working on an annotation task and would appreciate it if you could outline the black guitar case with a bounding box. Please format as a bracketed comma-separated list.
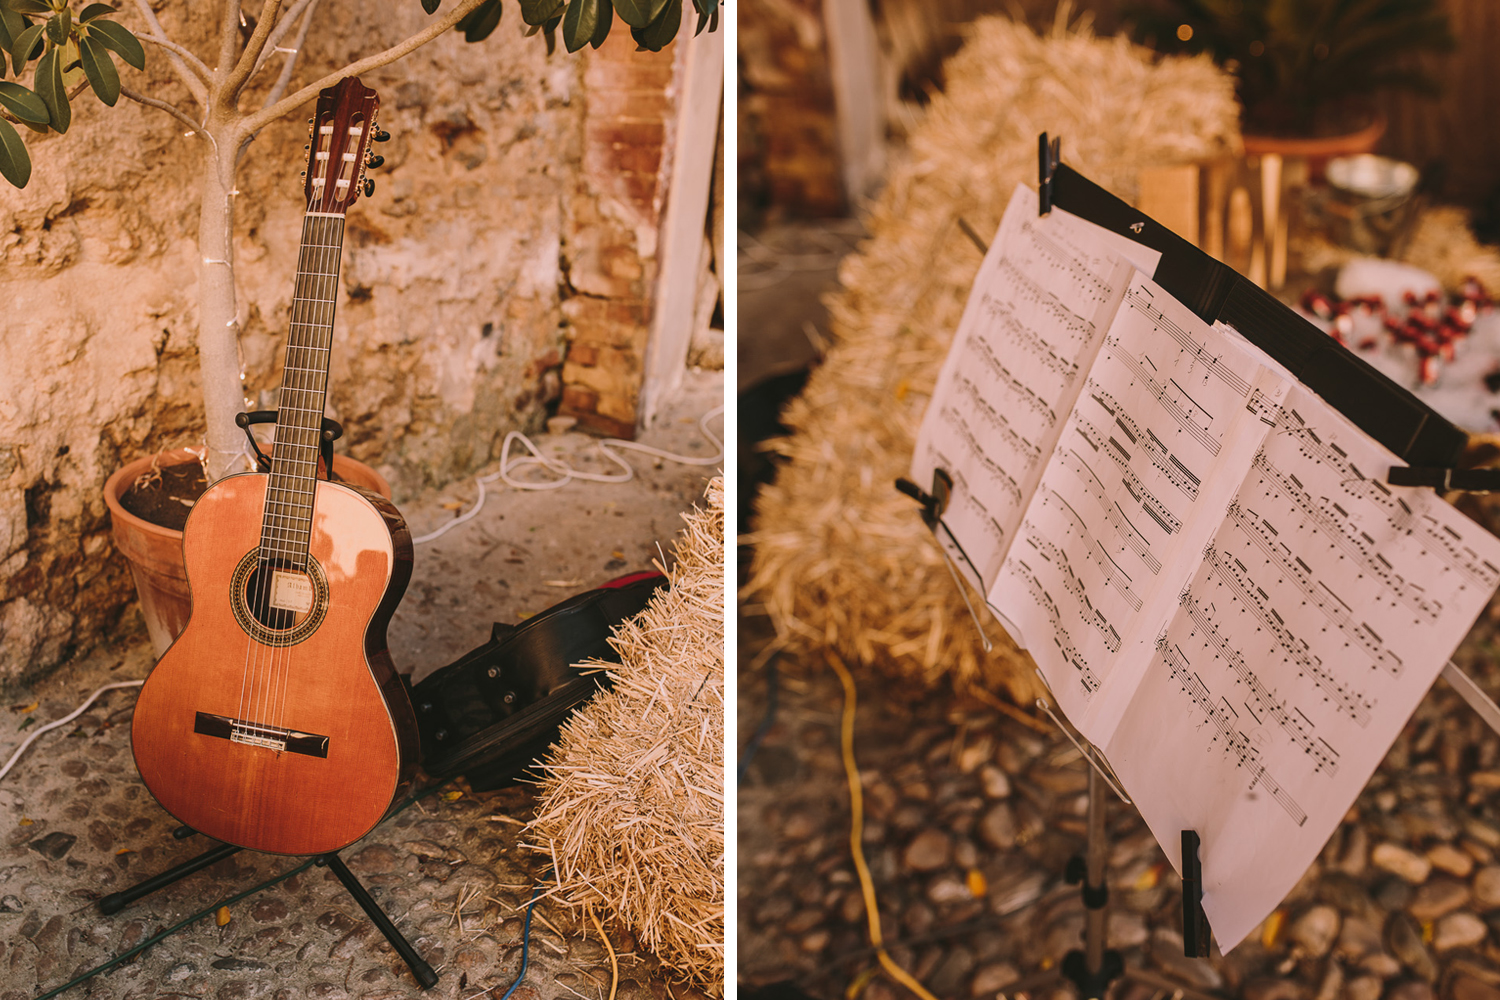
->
[406, 571, 666, 791]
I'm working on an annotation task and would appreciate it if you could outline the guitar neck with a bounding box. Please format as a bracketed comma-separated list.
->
[259, 211, 347, 566]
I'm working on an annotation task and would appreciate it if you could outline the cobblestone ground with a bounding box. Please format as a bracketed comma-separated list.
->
[737, 591, 1500, 1000]
[0, 372, 723, 1000]
[1, 634, 710, 1000]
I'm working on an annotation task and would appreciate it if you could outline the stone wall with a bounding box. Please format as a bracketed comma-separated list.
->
[0, 2, 684, 687]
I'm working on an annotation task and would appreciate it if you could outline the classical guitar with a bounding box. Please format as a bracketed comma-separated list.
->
[131, 77, 418, 856]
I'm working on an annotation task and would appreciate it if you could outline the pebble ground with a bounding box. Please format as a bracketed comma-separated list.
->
[738, 586, 1500, 1000]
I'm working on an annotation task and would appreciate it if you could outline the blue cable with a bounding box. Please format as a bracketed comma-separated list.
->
[500, 879, 544, 1000]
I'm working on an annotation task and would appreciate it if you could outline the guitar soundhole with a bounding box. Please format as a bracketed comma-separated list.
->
[230, 551, 329, 647]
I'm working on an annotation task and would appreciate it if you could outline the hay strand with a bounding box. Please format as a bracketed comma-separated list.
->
[527, 478, 725, 994]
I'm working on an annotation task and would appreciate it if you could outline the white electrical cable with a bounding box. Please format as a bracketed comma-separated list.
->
[0, 681, 144, 783]
[410, 404, 724, 545]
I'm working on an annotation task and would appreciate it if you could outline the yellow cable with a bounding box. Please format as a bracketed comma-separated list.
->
[826, 650, 941, 1000]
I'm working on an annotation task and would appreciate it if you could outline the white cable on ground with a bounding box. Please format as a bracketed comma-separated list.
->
[0, 681, 144, 783]
[411, 405, 724, 545]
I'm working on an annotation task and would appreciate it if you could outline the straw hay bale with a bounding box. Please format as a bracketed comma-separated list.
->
[744, 12, 1241, 701]
[528, 478, 724, 994]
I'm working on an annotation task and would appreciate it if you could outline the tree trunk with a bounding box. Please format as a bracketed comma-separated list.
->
[196, 132, 248, 483]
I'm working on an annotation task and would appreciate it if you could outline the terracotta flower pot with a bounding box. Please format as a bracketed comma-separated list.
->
[103, 447, 393, 658]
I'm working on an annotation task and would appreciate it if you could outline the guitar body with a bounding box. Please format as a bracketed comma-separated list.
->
[131, 472, 417, 856]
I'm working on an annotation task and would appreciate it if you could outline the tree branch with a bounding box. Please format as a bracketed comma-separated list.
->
[238, 0, 488, 137]
[262, 0, 321, 109]
[133, 0, 211, 108]
[221, 0, 284, 103]
[121, 83, 206, 133]
[213, 0, 242, 95]
[249, 0, 316, 81]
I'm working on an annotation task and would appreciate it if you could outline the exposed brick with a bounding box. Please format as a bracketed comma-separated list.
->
[586, 120, 667, 149]
[560, 386, 599, 413]
[568, 343, 599, 367]
[571, 408, 636, 440]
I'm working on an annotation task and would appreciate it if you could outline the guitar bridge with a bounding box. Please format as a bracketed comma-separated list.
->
[194, 712, 330, 758]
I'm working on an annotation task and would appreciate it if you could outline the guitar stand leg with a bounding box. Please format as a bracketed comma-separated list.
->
[97, 841, 243, 915]
[319, 853, 439, 990]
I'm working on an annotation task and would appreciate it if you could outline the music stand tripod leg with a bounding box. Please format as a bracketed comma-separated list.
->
[1061, 768, 1124, 999]
[319, 852, 440, 990]
[97, 841, 244, 916]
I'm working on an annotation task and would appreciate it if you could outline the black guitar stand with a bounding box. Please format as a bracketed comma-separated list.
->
[98, 823, 440, 990]
[236, 409, 345, 476]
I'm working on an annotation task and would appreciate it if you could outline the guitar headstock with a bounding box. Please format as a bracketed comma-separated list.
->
[303, 77, 380, 214]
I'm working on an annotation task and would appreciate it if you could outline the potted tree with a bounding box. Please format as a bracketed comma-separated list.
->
[0, 0, 718, 654]
[1128, 0, 1453, 160]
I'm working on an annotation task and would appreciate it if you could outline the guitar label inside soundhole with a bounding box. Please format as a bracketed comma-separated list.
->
[230, 551, 329, 646]
[270, 570, 314, 614]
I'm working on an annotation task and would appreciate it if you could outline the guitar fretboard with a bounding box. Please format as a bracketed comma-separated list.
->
[259, 212, 346, 567]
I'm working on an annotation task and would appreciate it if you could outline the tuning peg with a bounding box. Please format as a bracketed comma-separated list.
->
[365, 154, 385, 169]
[373, 130, 390, 142]
[363, 178, 375, 197]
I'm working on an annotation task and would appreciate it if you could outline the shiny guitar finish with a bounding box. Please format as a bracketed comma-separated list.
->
[131, 474, 417, 855]
[130, 77, 414, 856]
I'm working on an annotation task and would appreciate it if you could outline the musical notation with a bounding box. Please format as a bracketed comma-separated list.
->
[1106, 336, 1223, 457]
[1252, 451, 1442, 622]
[996, 258, 1099, 348]
[1274, 410, 1500, 592]
[1158, 638, 1309, 827]
[1017, 220, 1117, 308]
[1228, 502, 1404, 675]
[1059, 447, 1163, 574]
[940, 407, 1023, 507]
[957, 374, 1043, 469]
[1073, 417, 1183, 535]
[1023, 525, 1123, 653]
[1013, 559, 1101, 692]
[1125, 286, 1253, 396]
[1203, 543, 1374, 726]
[964, 335, 1059, 426]
[1087, 383, 1201, 501]
[1042, 488, 1144, 612]
[1178, 588, 1341, 776]
[1246, 388, 1282, 426]
[976, 293, 1081, 382]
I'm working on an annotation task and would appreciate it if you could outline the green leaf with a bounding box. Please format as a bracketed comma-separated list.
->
[589, 0, 610, 47]
[519, 0, 563, 26]
[79, 4, 114, 22]
[11, 22, 42, 67]
[0, 116, 29, 187]
[44, 9, 67, 46]
[542, 16, 557, 54]
[78, 34, 115, 104]
[0, 7, 25, 39]
[85, 19, 142, 69]
[420, 0, 440, 11]
[562, 0, 597, 52]
[1, 0, 52, 15]
[34, 46, 68, 133]
[629, 0, 677, 51]
[456, 0, 501, 41]
[611, 0, 658, 29]
[0, 79, 47, 120]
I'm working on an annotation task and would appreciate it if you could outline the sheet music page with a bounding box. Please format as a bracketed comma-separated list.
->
[911, 184, 1157, 594]
[1104, 381, 1500, 951]
[988, 274, 1291, 733]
